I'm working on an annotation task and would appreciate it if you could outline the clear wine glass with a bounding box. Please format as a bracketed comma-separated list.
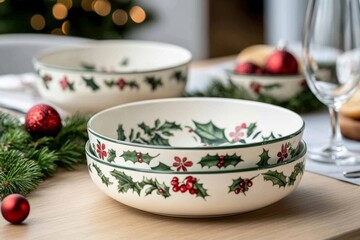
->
[303, 0, 360, 165]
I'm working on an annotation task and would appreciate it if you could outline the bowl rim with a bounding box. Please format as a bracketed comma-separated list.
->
[227, 69, 304, 78]
[87, 97, 305, 150]
[33, 40, 192, 75]
[85, 140, 307, 174]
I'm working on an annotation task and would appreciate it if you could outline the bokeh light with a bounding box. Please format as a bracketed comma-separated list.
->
[93, 0, 111, 16]
[30, 14, 46, 31]
[112, 9, 128, 26]
[81, 0, 93, 11]
[62, 21, 70, 34]
[57, 0, 72, 9]
[129, 6, 146, 23]
[52, 3, 68, 20]
[51, 28, 63, 35]
[0, 0, 6, 3]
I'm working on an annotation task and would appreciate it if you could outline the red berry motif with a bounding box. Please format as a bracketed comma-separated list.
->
[170, 176, 208, 199]
[138, 158, 143, 163]
[216, 155, 227, 168]
[230, 176, 256, 195]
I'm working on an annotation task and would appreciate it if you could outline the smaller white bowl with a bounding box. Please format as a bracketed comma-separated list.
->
[228, 72, 306, 102]
[33, 40, 192, 114]
[85, 140, 307, 217]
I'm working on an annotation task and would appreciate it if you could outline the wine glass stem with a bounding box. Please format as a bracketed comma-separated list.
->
[329, 106, 344, 150]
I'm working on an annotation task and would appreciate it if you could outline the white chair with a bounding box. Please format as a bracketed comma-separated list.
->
[0, 33, 93, 74]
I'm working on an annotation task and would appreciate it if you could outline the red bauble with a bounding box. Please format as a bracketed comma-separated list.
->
[1, 194, 30, 224]
[235, 61, 263, 74]
[25, 104, 62, 138]
[265, 50, 298, 75]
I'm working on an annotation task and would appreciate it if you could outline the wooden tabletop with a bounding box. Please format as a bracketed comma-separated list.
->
[1, 59, 360, 240]
[1, 165, 360, 240]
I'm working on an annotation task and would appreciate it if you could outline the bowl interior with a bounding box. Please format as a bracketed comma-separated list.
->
[88, 98, 304, 149]
[34, 40, 192, 73]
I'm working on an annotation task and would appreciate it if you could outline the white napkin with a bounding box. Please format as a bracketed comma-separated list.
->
[0, 73, 42, 114]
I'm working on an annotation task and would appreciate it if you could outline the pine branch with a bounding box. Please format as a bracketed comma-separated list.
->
[0, 150, 43, 200]
[0, 112, 89, 199]
[185, 78, 325, 114]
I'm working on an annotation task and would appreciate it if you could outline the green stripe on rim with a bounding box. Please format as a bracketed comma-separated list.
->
[85, 140, 307, 175]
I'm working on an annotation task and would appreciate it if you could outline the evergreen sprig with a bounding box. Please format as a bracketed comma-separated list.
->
[185, 78, 325, 114]
[0, 112, 89, 200]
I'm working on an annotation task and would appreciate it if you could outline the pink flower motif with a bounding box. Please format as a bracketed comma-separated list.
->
[116, 79, 127, 90]
[173, 156, 193, 172]
[250, 82, 262, 94]
[277, 144, 288, 163]
[59, 76, 70, 90]
[96, 143, 108, 160]
[229, 123, 247, 142]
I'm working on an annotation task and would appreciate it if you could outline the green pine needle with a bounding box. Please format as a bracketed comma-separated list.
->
[0, 150, 43, 200]
[0, 112, 89, 199]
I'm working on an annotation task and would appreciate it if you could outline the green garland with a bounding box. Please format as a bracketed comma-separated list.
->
[0, 112, 88, 200]
[185, 78, 325, 114]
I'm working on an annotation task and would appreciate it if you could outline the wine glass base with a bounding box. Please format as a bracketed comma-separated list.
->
[307, 144, 360, 166]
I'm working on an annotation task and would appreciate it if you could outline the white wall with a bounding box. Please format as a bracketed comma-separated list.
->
[264, 0, 308, 45]
[126, 0, 209, 60]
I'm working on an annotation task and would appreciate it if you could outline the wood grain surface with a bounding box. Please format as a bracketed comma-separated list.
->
[1, 164, 360, 240]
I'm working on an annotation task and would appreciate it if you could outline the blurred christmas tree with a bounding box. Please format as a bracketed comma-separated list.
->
[0, 0, 152, 39]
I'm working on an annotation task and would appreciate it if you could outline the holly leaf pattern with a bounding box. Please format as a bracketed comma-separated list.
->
[92, 163, 113, 187]
[111, 170, 143, 195]
[151, 162, 173, 171]
[82, 76, 100, 91]
[228, 175, 258, 194]
[41, 74, 52, 89]
[198, 153, 243, 169]
[172, 70, 187, 83]
[192, 120, 229, 145]
[117, 124, 126, 141]
[120, 150, 159, 164]
[288, 162, 305, 186]
[246, 122, 257, 137]
[194, 181, 209, 199]
[256, 149, 270, 167]
[104, 80, 115, 87]
[157, 121, 182, 136]
[262, 170, 287, 188]
[107, 149, 116, 163]
[120, 58, 129, 66]
[262, 132, 277, 141]
[142, 178, 170, 198]
[145, 76, 163, 91]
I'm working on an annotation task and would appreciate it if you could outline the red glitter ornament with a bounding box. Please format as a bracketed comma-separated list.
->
[1, 194, 30, 224]
[235, 61, 263, 74]
[264, 50, 298, 75]
[25, 104, 62, 138]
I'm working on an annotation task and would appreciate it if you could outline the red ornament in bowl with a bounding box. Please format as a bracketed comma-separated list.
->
[235, 62, 263, 75]
[264, 50, 298, 75]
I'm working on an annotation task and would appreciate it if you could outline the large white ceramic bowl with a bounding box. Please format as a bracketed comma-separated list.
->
[228, 72, 306, 102]
[33, 40, 192, 114]
[87, 98, 304, 171]
[86, 140, 307, 217]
